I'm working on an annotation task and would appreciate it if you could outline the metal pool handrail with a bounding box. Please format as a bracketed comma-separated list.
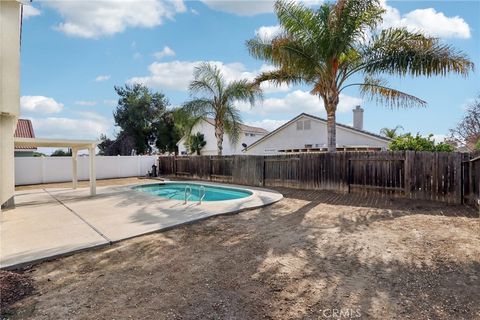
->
[184, 185, 192, 204]
[199, 185, 206, 205]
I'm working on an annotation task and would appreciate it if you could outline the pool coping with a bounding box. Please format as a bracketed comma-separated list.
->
[2, 181, 282, 270]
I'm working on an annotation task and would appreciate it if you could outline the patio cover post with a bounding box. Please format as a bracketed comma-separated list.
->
[71, 148, 78, 189]
[89, 145, 96, 196]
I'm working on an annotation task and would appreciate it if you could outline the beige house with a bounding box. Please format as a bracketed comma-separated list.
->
[14, 119, 37, 157]
[1, 1, 98, 209]
[177, 118, 268, 155]
[0, 0, 22, 208]
[244, 108, 391, 155]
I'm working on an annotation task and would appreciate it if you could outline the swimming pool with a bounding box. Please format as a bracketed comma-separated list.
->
[132, 183, 253, 202]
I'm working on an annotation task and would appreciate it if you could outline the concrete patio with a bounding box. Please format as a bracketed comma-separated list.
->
[0, 181, 282, 269]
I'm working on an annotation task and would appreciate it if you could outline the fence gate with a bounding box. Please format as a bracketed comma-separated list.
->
[347, 156, 405, 196]
[467, 152, 480, 208]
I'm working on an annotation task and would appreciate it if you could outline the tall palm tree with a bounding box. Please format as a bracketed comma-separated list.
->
[181, 63, 262, 155]
[247, 0, 474, 152]
[380, 125, 403, 139]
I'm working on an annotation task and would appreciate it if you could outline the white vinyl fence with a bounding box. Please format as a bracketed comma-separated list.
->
[15, 155, 157, 186]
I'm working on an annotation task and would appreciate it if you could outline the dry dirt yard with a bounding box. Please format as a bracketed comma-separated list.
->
[4, 186, 480, 319]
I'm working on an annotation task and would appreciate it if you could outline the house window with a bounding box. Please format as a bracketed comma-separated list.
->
[305, 144, 313, 148]
[297, 121, 304, 130]
[296, 119, 311, 130]
[303, 120, 311, 130]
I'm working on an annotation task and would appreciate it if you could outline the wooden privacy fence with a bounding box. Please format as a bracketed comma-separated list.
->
[157, 151, 479, 205]
[467, 151, 480, 209]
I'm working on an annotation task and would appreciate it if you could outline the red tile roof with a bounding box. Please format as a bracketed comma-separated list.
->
[15, 119, 36, 150]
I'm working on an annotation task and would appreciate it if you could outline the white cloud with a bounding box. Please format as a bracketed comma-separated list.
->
[245, 119, 287, 132]
[255, 25, 282, 40]
[237, 90, 362, 116]
[129, 60, 290, 93]
[95, 75, 111, 82]
[201, 0, 322, 16]
[153, 46, 176, 59]
[103, 99, 118, 107]
[381, 1, 470, 39]
[29, 112, 112, 140]
[253, 2, 470, 40]
[75, 100, 97, 106]
[22, 5, 41, 19]
[20, 96, 64, 114]
[44, 0, 186, 39]
[431, 134, 447, 144]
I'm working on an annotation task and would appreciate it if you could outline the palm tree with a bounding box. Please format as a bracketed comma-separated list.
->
[247, 0, 473, 152]
[181, 62, 262, 155]
[380, 125, 403, 139]
[187, 132, 207, 155]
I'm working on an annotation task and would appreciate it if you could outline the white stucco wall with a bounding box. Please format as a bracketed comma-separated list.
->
[177, 120, 267, 155]
[0, 0, 21, 117]
[245, 115, 389, 155]
[0, 0, 21, 206]
[14, 156, 157, 186]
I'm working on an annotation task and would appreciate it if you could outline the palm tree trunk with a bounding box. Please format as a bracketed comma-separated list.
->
[215, 124, 224, 156]
[327, 110, 336, 153]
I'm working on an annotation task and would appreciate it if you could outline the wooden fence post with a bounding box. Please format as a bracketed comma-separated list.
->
[173, 156, 177, 177]
[262, 156, 266, 187]
[404, 151, 412, 199]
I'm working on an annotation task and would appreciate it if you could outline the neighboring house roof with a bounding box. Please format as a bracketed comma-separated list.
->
[246, 113, 391, 151]
[203, 118, 269, 135]
[14, 119, 36, 150]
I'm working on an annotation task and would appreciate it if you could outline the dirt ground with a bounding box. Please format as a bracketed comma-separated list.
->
[5, 180, 480, 319]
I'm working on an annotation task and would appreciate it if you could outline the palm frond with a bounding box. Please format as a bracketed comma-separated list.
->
[190, 62, 225, 96]
[223, 79, 263, 107]
[355, 76, 426, 108]
[246, 37, 277, 64]
[274, 0, 318, 43]
[362, 28, 474, 77]
[255, 69, 306, 87]
[223, 106, 243, 145]
[182, 98, 214, 118]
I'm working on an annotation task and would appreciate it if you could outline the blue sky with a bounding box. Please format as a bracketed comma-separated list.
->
[20, 0, 480, 145]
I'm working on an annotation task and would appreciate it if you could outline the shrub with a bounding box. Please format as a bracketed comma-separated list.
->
[389, 133, 454, 152]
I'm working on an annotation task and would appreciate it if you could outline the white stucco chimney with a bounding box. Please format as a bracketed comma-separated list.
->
[353, 105, 364, 130]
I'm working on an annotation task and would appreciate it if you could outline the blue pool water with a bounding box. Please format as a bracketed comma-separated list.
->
[133, 183, 252, 202]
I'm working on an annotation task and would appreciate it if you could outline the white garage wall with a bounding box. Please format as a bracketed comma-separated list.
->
[15, 156, 157, 186]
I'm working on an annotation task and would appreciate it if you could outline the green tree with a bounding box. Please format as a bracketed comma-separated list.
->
[32, 152, 46, 157]
[389, 133, 454, 152]
[187, 132, 207, 155]
[113, 84, 170, 154]
[50, 149, 72, 157]
[172, 108, 198, 137]
[247, 0, 473, 152]
[181, 63, 262, 156]
[153, 112, 182, 154]
[380, 125, 403, 139]
[475, 139, 480, 151]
